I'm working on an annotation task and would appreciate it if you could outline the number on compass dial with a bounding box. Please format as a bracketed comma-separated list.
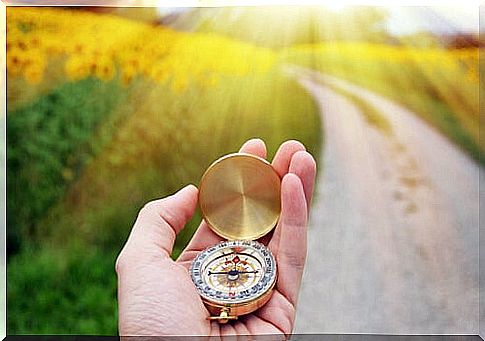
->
[190, 240, 277, 304]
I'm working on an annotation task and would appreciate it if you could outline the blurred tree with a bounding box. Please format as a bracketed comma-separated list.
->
[397, 31, 442, 48]
[111, 7, 159, 23]
[6, 0, 121, 5]
[7, 2, 159, 23]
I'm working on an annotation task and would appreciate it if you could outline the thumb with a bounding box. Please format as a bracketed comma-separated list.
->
[121, 184, 199, 259]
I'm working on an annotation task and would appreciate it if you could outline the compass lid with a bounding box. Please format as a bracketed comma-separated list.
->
[198, 153, 281, 240]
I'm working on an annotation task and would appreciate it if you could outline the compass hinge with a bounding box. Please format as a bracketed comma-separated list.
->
[207, 307, 238, 324]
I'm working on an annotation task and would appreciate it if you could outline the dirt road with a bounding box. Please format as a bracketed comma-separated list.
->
[289, 68, 479, 334]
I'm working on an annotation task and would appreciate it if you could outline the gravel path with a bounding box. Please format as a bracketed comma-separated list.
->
[289, 67, 479, 334]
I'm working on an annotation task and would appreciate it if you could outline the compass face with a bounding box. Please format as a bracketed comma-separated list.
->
[190, 240, 277, 305]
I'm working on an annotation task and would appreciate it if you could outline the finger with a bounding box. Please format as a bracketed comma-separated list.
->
[239, 138, 267, 159]
[119, 184, 198, 260]
[260, 140, 306, 246]
[271, 140, 306, 178]
[177, 138, 267, 266]
[288, 150, 317, 213]
[273, 173, 308, 307]
[268, 150, 316, 252]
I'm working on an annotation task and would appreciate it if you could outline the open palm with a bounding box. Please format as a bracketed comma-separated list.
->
[116, 139, 317, 337]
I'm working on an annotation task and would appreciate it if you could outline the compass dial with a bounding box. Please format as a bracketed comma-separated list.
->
[190, 240, 277, 305]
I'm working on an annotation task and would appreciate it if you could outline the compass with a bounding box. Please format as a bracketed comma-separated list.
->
[189, 153, 281, 323]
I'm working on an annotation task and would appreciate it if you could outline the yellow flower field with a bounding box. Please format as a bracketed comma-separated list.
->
[7, 8, 276, 89]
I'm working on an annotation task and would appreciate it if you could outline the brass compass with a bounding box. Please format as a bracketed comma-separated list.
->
[190, 153, 281, 323]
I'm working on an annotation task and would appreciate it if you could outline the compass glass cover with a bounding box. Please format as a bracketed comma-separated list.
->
[190, 240, 277, 305]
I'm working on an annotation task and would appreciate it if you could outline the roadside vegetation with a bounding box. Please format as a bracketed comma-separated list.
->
[282, 43, 480, 161]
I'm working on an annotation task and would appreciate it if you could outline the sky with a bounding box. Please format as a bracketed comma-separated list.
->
[157, 6, 479, 36]
[384, 6, 478, 35]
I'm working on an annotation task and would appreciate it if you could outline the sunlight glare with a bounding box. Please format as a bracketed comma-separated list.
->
[325, 4, 349, 12]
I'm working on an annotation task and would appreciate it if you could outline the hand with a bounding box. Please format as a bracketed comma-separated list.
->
[116, 138, 317, 337]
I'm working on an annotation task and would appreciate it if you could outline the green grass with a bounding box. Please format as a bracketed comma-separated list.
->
[7, 76, 128, 256]
[8, 246, 118, 334]
[7, 66, 322, 334]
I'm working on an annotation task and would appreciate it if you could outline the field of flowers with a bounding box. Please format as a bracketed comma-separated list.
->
[7, 8, 275, 86]
[282, 42, 481, 161]
[7, 8, 321, 334]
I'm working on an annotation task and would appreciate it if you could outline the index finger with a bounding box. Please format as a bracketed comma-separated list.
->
[273, 173, 308, 307]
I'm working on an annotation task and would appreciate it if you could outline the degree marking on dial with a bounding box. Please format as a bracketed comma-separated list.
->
[191, 240, 276, 304]
[206, 252, 262, 267]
